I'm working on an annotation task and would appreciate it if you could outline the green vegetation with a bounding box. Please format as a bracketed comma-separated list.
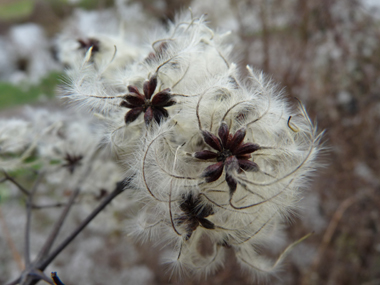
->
[0, 71, 63, 110]
[0, 0, 35, 21]
[51, 0, 114, 11]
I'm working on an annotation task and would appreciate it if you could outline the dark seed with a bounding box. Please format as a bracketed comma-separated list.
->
[226, 172, 237, 194]
[144, 107, 154, 125]
[151, 89, 172, 106]
[202, 131, 222, 151]
[153, 107, 169, 123]
[120, 101, 135, 109]
[228, 128, 246, 151]
[164, 99, 176, 107]
[198, 204, 214, 217]
[125, 95, 144, 106]
[199, 218, 215, 229]
[218, 122, 230, 147]
[236, 154, 252, 160]
[125, 107, 143, 123]
[233, 142, 260, 156]
[193, 150, 218, 160]
[202, 162, 224, 182]
[127, 85, 141, 95]
[238, 160, 259, 172]
[143, 74, 157, 99]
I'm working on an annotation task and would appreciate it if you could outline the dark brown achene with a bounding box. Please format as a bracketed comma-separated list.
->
[194, 122, 260, 194]
[120, 74, 176, 125]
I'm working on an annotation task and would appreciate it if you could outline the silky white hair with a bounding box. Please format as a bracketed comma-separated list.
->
[62, 12, 322, 281]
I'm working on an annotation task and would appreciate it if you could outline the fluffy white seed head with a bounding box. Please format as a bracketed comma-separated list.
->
[61, 12, 322, 280]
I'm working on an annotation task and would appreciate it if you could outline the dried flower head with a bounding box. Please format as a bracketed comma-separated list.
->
[176, 193, 215, 240]
[62, 152, 84, 174]
[194, 122, 260, 194]
[121, 74, 176, 125]
[125, 63, 322, 279]
[62, 12, 322, 281]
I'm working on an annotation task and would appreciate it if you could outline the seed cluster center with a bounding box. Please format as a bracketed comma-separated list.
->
[217, 149, 232, 162]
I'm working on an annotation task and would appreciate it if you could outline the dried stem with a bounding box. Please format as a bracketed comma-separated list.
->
[24, 172, 43, 266]
[302, 196, 358, 285]
[51, 272, 65, 285]
[0, 207, 24, 270]
[36, 188, 80, 262]
[2, 171, 30, 196]
[31, 202, 72, 210]
[6, 177, 128, 285]
[36, 180, 126, 272]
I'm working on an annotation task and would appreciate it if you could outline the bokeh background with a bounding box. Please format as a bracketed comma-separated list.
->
[1, 0, 380, 284]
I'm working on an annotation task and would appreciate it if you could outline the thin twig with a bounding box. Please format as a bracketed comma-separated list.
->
[2, 170, 30, 196]
[31, 202, 72, 210]
[24, 172, 43, 266]
[37, 181, 126, 271]
[51, 272, 65, 285]
[28, 270, 54, 285]
[302, 195, 358, 285]
[312, 196, 357, 268]
[9, 176, 128, 285]
[36, 188, 80, 262]
[0, 207, 24, 270]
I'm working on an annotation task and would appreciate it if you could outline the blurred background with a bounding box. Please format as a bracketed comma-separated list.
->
[1, 0, 380, 284]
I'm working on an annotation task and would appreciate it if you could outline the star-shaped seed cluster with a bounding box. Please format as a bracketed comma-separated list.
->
[194, 122, 260, 194]
[62, 153, 83, 174]
[120, 74, 176, 125]
[176, 193, 215, 240]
